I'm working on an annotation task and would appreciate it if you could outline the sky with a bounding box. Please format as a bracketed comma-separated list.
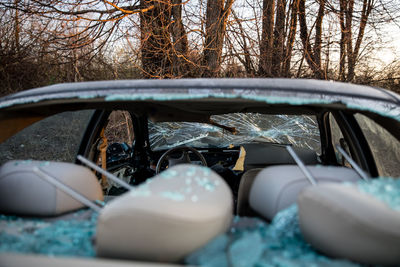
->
[369, 24, 400, 72]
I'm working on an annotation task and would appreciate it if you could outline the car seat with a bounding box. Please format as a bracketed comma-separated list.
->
[0, 160, 103, 216]
[298, 183, 400, 265]
[238, 165, 360, 220]
[96, 164, 233, 262]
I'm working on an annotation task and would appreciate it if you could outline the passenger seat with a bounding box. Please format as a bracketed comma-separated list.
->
[298, 183, 400, 265]
[238, 165, 360, 220]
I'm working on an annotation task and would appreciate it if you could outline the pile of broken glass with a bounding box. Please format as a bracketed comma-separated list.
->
[0, 178, 399, 266]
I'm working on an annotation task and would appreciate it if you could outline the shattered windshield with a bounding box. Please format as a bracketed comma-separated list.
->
[149, 113, 320, 152]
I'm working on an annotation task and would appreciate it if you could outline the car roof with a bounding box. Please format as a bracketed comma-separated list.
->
[1, 78, 399, 108]
[1, 78, 400, 145]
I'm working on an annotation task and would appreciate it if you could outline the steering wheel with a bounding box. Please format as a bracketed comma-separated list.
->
[155, 146, 208, 174]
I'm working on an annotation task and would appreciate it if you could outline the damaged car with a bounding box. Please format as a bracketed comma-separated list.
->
[0, 79, 399, 266]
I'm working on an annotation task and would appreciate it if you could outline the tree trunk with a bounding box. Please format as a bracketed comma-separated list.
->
[171, 0, 188, 77]
[271, 0, 286, 77]
[140, 0, 172, 78]
[339, 0, 346, 81]
[298, 0, 324, 79]
[314, 0, 325, 76]
[348, 0, 372, 82]
[354, 0, 372, 60]
[259, 0, 275, 76]
[345, 0, 355, 81]
[14, 0, 20, 54]
[202, 0, 234, 77]
[339, 0, 373, 82]
[282, 0, 299, 77]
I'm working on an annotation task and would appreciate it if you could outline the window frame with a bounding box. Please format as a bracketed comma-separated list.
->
[325, 110, 378, 177]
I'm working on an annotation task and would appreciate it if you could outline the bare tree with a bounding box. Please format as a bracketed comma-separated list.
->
[140, 0, 173, 78]
[298, 0, 325, 79]
[171, 0, 189, 76]
[202, 0, 235, 77]
[339, 0, 373, 82]
[225, 10, 257, 76]
[1, 0, 185, 78]
[271, 0, 286, 76]
[259, 0, 299, 77]
[282, 0, 299, 77]
[259, 0, 275, 76]
[1, 0, 400, 90]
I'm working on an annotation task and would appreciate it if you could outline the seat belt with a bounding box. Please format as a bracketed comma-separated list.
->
[286, 145, 317, 186]
[98, 128, 109, 189]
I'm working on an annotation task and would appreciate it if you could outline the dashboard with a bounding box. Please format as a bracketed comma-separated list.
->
[105, 142, 319, 198]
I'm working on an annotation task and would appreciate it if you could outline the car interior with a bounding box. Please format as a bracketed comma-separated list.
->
[0, 98, 400, 266]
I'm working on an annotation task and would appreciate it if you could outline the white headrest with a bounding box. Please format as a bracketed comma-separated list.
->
[0, 160, 103, 216]
[249, 165, 360, 219]
[96, 164, 233, 262]
[298, 183, 400, 265]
